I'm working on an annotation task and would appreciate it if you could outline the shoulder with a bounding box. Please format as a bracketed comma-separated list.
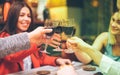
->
[93, 32, 108, 44]
[97, 32, 108, 40]
[98, 32, 108, 37]
[92, 32, 109, 51]
[96, 32, 108, 45]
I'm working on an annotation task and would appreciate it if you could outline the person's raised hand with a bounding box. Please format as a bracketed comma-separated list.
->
[66, 36, 92, 52]
[46, 33, 61, 48]
[28, 26, 52, 46]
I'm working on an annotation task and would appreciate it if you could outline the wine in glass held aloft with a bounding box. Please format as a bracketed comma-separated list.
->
[46, 26, 62, 36]
[61, 26, 76, 36]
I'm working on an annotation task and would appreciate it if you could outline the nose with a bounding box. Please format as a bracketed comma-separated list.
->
[24, 16, 29, 20]
[24, 16, 30, 21]
[111, 21, 117, 27]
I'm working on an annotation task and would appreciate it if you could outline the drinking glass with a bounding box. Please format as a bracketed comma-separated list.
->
[62, 18, 76, 48]
[62, 18, 76, 37]
[53, 18, 76, 52]
[41, 19, 62, 54]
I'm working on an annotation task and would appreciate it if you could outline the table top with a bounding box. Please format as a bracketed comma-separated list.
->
[7, 61, 102, 75]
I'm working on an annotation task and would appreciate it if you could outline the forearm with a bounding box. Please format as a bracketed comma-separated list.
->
[83, 47, 102, 65]
[74, 50, 92, 64]
[0, 32, 30, 58]
[73, 39, 102, 65]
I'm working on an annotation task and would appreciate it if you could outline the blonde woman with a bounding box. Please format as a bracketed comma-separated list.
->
[67, 11, 120, 65]
[92, 11, 120, 61]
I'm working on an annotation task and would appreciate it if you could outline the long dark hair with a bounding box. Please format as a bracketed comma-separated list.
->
[1, 1, 34, 35]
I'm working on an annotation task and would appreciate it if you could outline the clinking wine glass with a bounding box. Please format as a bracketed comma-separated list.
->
[53, 18, 76, 52]
[60, 19, 76, 52]
[63, 18, 76, 37]
[41, 19, 62, 54]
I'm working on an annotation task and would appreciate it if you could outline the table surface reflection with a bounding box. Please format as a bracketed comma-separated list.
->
[7, 61, 101, 75]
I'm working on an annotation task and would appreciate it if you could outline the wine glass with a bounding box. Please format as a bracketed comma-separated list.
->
[63, 18, 76, 37]
[53, 18, 76, 52]
[41, 19, 62, 54]
[62, 18, 76, 50]
[40, 19, 50, 54]
[47, 19, 63, 51]
[60, 19, 76, 60]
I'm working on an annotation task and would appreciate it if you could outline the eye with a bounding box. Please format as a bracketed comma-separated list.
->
[19, 14, 24, 17]
[19, 13, 25, 17]
[27, 14, 31, 18]
[112, 18, 115, 22]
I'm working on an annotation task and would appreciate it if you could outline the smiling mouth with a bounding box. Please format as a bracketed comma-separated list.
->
[22, 23, 28, 25]
[111, 27, 118, 31]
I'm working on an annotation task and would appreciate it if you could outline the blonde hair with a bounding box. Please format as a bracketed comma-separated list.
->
[108, 26, 116, 45]
[108, 11, 120, 45]
[109, 0, 120, 45]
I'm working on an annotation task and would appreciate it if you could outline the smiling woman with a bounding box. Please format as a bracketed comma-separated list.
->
[0, 2, 34, 74]
[0, 0, 34, 35]
[16, 6, 31, 33]
[0, 1, 72, 75]
[70, 11, 120, 65]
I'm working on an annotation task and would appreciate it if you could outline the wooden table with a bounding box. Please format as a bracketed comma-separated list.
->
[7, 61, 101, 75]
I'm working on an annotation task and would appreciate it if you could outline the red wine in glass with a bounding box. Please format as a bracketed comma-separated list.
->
[46, 26, 62, 36]
[42, 26, 62, 53]
[61, 26, 76, 36]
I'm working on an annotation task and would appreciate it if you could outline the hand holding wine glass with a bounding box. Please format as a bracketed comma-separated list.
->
[41, 19, 62, 54]
[54, 18, 76, 52]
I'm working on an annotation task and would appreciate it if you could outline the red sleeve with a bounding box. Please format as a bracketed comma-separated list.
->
[39, 53, 58, 66]
[4, 43, 38, 62]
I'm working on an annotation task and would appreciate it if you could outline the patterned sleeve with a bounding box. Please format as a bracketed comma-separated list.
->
[0, 32, 30, 58]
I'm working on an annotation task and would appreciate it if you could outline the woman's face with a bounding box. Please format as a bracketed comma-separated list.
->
[110, 12, 120, 35]
[17, 7, 31, 33]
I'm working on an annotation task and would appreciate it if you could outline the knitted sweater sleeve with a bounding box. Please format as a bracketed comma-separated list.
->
[0, 32, 30, 58]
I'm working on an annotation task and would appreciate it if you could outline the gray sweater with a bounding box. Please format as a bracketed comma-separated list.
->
[0, 32, 30, 58]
